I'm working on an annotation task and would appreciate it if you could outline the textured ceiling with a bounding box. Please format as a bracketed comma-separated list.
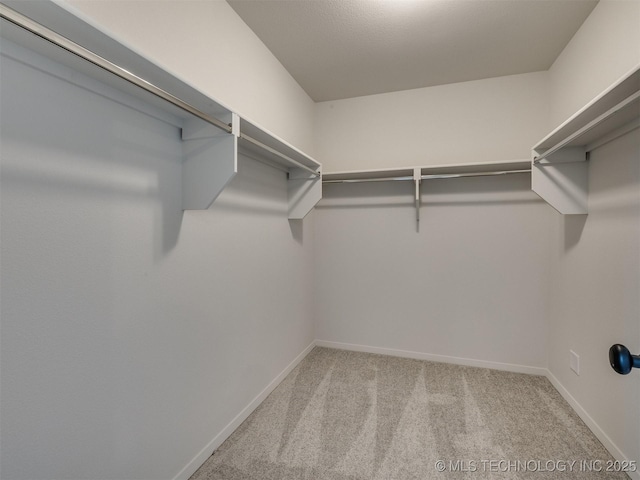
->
[227, 0, 598, 102]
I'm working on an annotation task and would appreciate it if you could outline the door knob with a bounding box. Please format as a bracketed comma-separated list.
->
[609, 344, 640, 375]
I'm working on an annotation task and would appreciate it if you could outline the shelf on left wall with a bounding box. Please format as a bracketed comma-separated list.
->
[0, 1, 322, 219]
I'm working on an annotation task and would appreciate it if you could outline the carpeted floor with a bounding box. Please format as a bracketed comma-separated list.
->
[190, 347, 629, 479]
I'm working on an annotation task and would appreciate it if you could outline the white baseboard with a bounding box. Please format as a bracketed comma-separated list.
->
[545, 370, 639, 480]
[315, 340, 548, 376]
[173, 340, 316, 480]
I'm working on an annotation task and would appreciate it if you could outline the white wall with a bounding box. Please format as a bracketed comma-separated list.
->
[314, 174, 555, 370]
[546, 130, 640, 466]
[60, 0, 317, 155]
[1, 23, 313, 480]
[545, 0, 640, 467]
[315, 72, 549, 172]
[312, 65, 553, 371]
[548, 0, 640, 127]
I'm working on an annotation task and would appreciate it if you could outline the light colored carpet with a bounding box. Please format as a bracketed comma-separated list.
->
[190, 347, 628, 479]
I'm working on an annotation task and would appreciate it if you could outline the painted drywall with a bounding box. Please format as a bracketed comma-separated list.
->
[0, 39, 314, 480]
[546, 129, 640, 466]
[314, 72, 549, 172]
[548, 0, 640, 128]
[59, 0, 317, 156]
[543, 0, 640, 468]
[312, 68, 554, 371]
[314, 173, 556, 370]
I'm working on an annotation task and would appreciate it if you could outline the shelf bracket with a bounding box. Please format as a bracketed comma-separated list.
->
[531, 147, 588, 214]
[414, 168, 421, 232]
[288, 168, 322, 220]
[181, 113, 239, 210]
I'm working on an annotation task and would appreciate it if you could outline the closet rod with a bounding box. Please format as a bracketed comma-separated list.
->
[533, 90, 640, 164]
[240, 134, 321, 177]
[0, 4, 232, 135]
[2, 5, 322, 177]
[323, 168, 531, 184]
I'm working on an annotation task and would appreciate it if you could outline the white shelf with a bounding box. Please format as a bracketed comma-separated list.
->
[239, 119, 321, 220]
[239, 119, 320, 173]
[323, 160, 531, 182]
[323, 160, 531, 232]
[0, 1, 321, 219]
[532, 65, 640, 215]
[0, 1, 232, 126]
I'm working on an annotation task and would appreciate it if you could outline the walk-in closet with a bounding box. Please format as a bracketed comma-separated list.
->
[1, 1, 638, 479]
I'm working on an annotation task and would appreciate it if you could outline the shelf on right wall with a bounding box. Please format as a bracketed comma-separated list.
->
[531, 65, 640, 215]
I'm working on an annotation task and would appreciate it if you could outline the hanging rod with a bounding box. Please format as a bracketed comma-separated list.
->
[240, 134, 321, 177]
[533, 90, 640, 164]
[323, 168, 531, 184]
[1, 4, 323, 177]
[0, 3, 232, 135]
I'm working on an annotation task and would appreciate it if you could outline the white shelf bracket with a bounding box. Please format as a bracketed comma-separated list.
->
[181, 113, 239, 210]
[531, 147, 588, 215]
[414, 168, 421, 232]
[288, 167, 322, 220]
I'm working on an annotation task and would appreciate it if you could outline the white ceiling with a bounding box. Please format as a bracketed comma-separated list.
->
[227, 0, 598, 102]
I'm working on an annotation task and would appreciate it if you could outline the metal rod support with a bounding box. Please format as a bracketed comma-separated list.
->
[413, 168, 421, 232]
[0, 4, 232, 135]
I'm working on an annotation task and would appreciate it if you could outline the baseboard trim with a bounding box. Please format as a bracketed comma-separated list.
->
[173, 340, 316, 480]
[315, 340, 548, 376]
[545, 370, 639, 480]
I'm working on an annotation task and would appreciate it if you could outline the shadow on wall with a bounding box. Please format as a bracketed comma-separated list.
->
[1, 44, 187, 261]
[205, 156, 288, 218]
[289, 220, 304, 244]
[0, 120, 186, 261]
[186, 156, 309, 244]
[564, 214, 588, 251]
[3, 47, 311, 259]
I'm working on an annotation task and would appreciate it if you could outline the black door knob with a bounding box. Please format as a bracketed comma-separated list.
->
[609, 344, 640, 375]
